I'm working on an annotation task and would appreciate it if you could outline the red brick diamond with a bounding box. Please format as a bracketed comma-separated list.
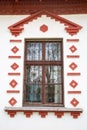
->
[9, 97, 17, 106]
[69, 62, 77, 70]
[40, 24, 48, 32]
[11, 63, 19, 70]
[70, 98, 79, 107]
[11, 46, 19, 54]
[9, 79, 18, 88]
[69, 80, 78, 88]
[69, 45, 77, 53]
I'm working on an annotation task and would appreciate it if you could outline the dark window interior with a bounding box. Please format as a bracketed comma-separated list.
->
[23, 39, 64, 107]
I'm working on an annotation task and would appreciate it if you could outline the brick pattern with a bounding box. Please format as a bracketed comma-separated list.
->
[69, 80, 78, 88]
[9, 97, 17, 106]
[7, 39, 22, 106]
[40, 24, 48, 32]
[8, 11, 82, 37]
[6, 13, 82, 118]
[0, 0, 87, 15]
[67, 39, 81, 107]
[5, 108, 82, 118]
[9, 79, 18, 88]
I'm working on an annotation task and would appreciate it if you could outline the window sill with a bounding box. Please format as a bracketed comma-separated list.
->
[4, 107, 83, 119]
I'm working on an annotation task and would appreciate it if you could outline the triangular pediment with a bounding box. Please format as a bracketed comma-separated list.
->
[8, 10, 82, 36]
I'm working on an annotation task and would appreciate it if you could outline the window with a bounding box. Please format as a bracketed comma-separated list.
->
[23, 39, 64, 107]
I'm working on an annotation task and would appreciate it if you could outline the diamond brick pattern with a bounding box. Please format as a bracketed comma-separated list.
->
[40, 24, 48, 32]
[9, 79, 18, 88]
[69, 80, 78, 88]
[69, 45, 77, 53]
[9, 97, 17, 106]
[11, 46, 19, 54]
[70, 98, 79, 107]
[69, 62, 77, 70]
[11, 63, 19, 70]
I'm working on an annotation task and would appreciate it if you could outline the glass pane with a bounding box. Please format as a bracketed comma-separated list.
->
[45, 66, 62, 84]
[46, 42, 61, 61]
[26, 66, 42, 102]
[46, 84, 62, 103]
[26, 43, 42, 60]
[45, 66, 62, 103]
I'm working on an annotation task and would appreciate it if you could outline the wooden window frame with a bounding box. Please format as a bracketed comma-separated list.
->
[23, 38, 64, 107]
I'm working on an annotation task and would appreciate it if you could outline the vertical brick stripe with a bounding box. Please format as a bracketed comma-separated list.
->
[67, 38, 81, 107]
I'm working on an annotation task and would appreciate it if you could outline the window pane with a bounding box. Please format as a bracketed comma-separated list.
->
[46, 66, 62, 84]
[46, 42, 61, 61]
[24, 40, 63, 106]
[26, 66, 42, 102]
[46, 84, 62, 103]
[26, 43, 42, 60]
[45, 66, 62, 103]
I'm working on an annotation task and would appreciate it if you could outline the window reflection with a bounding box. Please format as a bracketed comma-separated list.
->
[26, 66, 42, 102]
[24, 40, 63, 106]
[27, 43, 42, 60]
[45, 66, 62, 103]
[46, 43, 61, 61]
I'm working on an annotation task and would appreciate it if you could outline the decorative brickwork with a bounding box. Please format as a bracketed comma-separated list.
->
[70, 98, 79, 107]
[67, 55, 80, 58]
[55, 112, 64, 118]
[40, 24, 48, 32]
[8, 56, 21, 59]
[5, 107, 83, 119]
[39, 111, 48, 118]
[11, 62, 19, 71]
[7, 40, 21, 106]
[7, 111, 17, 118]
[69, 62, 78, 71]
[67, 72, 80, 76]
[67, 39, 79, 42]
[68, 91, 81, 94]
[8, 10, 82, 36]
[5, 4, 83, 117]
[24, 111, 33, 118]
[8, 72, 20, 76]
[9, 97, 17, 106]
[69, 45, 77, 53]
[7, 90, 20, 93]
[0, 0, 87, 15]
[11, 46, 19, 54]
[9, 79, 18, 88]
[66, 38, 81, 107]
[69, 80, 78, 88]
[71, 112, 81, 119]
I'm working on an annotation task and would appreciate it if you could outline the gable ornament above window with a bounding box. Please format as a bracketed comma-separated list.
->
[8, 10, 82, 37]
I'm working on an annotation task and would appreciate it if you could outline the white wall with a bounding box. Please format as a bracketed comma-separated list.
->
[0, 14, 87, 130]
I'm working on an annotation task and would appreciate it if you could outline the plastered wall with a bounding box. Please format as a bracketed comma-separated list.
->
[0, 14, 87, 130]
